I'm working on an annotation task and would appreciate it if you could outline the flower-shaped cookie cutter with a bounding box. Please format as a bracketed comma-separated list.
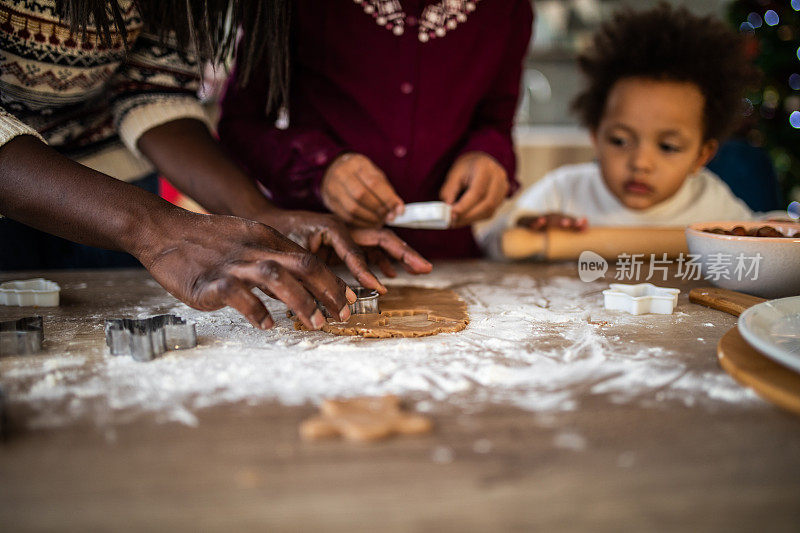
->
[105, 314, 197, 362]
[0, 279, 60, 307]
[602, 283, 680, 315]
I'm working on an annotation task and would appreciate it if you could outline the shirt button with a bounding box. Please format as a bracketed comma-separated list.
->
[393, 145, 407, 158]
[400, 82, 414, 94]
[406, 16, 418, 27]
[314, 152, 328, 165]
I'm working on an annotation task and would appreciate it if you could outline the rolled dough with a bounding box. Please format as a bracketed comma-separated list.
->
[292, 285, 469, 338]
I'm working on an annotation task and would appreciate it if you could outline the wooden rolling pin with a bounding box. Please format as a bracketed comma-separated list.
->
[688, 287, 767, 316]
[501, 226, 688, 260]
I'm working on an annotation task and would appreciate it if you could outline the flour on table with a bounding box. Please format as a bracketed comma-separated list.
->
[0, 263, 759, 429]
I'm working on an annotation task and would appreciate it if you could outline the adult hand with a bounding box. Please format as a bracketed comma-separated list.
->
[320, 153, 404, 227]
[516, 213, 588, 232]
[0, 136, 356, 331]
[261, 210, 433, 293]
[349, 227, 433, 278]
[439, 151, 509, 228]
[136, 210, 357, 331]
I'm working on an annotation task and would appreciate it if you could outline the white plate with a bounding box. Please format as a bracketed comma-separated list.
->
[738, 296, 800, 373]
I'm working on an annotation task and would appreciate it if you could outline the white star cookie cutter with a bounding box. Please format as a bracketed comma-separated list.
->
[602, 283, 680, 315]
[0, 278, 60, 307]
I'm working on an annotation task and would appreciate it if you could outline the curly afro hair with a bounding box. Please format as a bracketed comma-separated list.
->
[572, 3, 759, 141]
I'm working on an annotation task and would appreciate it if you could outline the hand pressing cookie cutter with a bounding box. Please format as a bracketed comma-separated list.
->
[349, 287, 380, 315]
[387, 201, 451, 230]
[105, 314, 197, 362]
[301, 287, 381, 321]
[0, 279, 60, 307]
[0, 316, 44, 356]
[602, 283, 680, 315]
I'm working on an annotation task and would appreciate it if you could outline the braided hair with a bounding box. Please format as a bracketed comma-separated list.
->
[56, 0, 290, 112]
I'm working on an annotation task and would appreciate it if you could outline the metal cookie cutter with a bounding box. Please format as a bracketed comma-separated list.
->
[349, 287, 380, 315]
[105, 314, 197, 362]
[0, 316, 44, 356]
[0, 385, 7, 442]
[293, 288, 381, 321]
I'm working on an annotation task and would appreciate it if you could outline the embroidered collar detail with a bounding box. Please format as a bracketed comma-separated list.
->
[353, 0, 480, 42]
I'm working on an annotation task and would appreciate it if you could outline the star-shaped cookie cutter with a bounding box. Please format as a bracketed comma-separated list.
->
[602, 283, 680, 315]
[105, 314, 197, 362]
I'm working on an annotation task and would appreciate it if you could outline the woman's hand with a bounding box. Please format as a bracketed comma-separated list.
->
[260, 210, 433, 293]
[325, 226, 434, 279]
[516, 213, 588, 232]
[0, 136, 358, 331]
[440, 151, 509, 227]
[135, 210, 358, 331]
[320, 153, 404, 227]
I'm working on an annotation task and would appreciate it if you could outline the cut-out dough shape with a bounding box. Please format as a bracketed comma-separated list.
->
[292, 285, 469, 338]
[300, 395, 433, 442]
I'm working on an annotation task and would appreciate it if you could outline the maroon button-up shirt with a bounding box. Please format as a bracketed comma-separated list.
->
[219, 0, 533, 259]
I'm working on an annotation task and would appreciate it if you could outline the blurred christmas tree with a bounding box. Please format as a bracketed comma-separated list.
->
[728, 0, 800, 207]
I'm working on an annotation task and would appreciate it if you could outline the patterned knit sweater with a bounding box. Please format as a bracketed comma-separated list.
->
[0, 0, 210, 182]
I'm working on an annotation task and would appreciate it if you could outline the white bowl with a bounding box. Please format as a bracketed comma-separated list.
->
[685, 221, 800, 299]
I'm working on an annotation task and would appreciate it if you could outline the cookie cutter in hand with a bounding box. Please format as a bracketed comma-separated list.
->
[349, 287, 380, 314]
[387, 201, 452, 230]
[297, 287, 381, 321]
[0, 279, 60, 307]
[105, 314, 197, 362]
[0, 316, 44, 356]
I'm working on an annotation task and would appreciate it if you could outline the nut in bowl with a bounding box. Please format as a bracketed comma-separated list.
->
[685, 221, 800, 299]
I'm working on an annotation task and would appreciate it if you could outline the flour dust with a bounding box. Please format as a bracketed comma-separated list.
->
[0, 263, 759, 428]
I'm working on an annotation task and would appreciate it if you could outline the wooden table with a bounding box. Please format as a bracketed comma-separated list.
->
[1, 262, 799, 531]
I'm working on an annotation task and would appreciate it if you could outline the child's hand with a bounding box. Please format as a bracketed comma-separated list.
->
[440, 151, 509, 227]
[516, 213, 588, 232]
[321, 153, 404, 227]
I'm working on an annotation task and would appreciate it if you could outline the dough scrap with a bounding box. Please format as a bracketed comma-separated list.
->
[292, 285, 469, 338]
[300, 395, 433, 442]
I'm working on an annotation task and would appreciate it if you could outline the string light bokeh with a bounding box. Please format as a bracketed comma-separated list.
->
[731, 0, 800, 206]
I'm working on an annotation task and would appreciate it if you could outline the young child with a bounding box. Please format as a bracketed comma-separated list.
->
[478, 5, 758, 258]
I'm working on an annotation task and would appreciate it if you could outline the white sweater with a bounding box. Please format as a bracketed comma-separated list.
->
[476, 162, 754, 258]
